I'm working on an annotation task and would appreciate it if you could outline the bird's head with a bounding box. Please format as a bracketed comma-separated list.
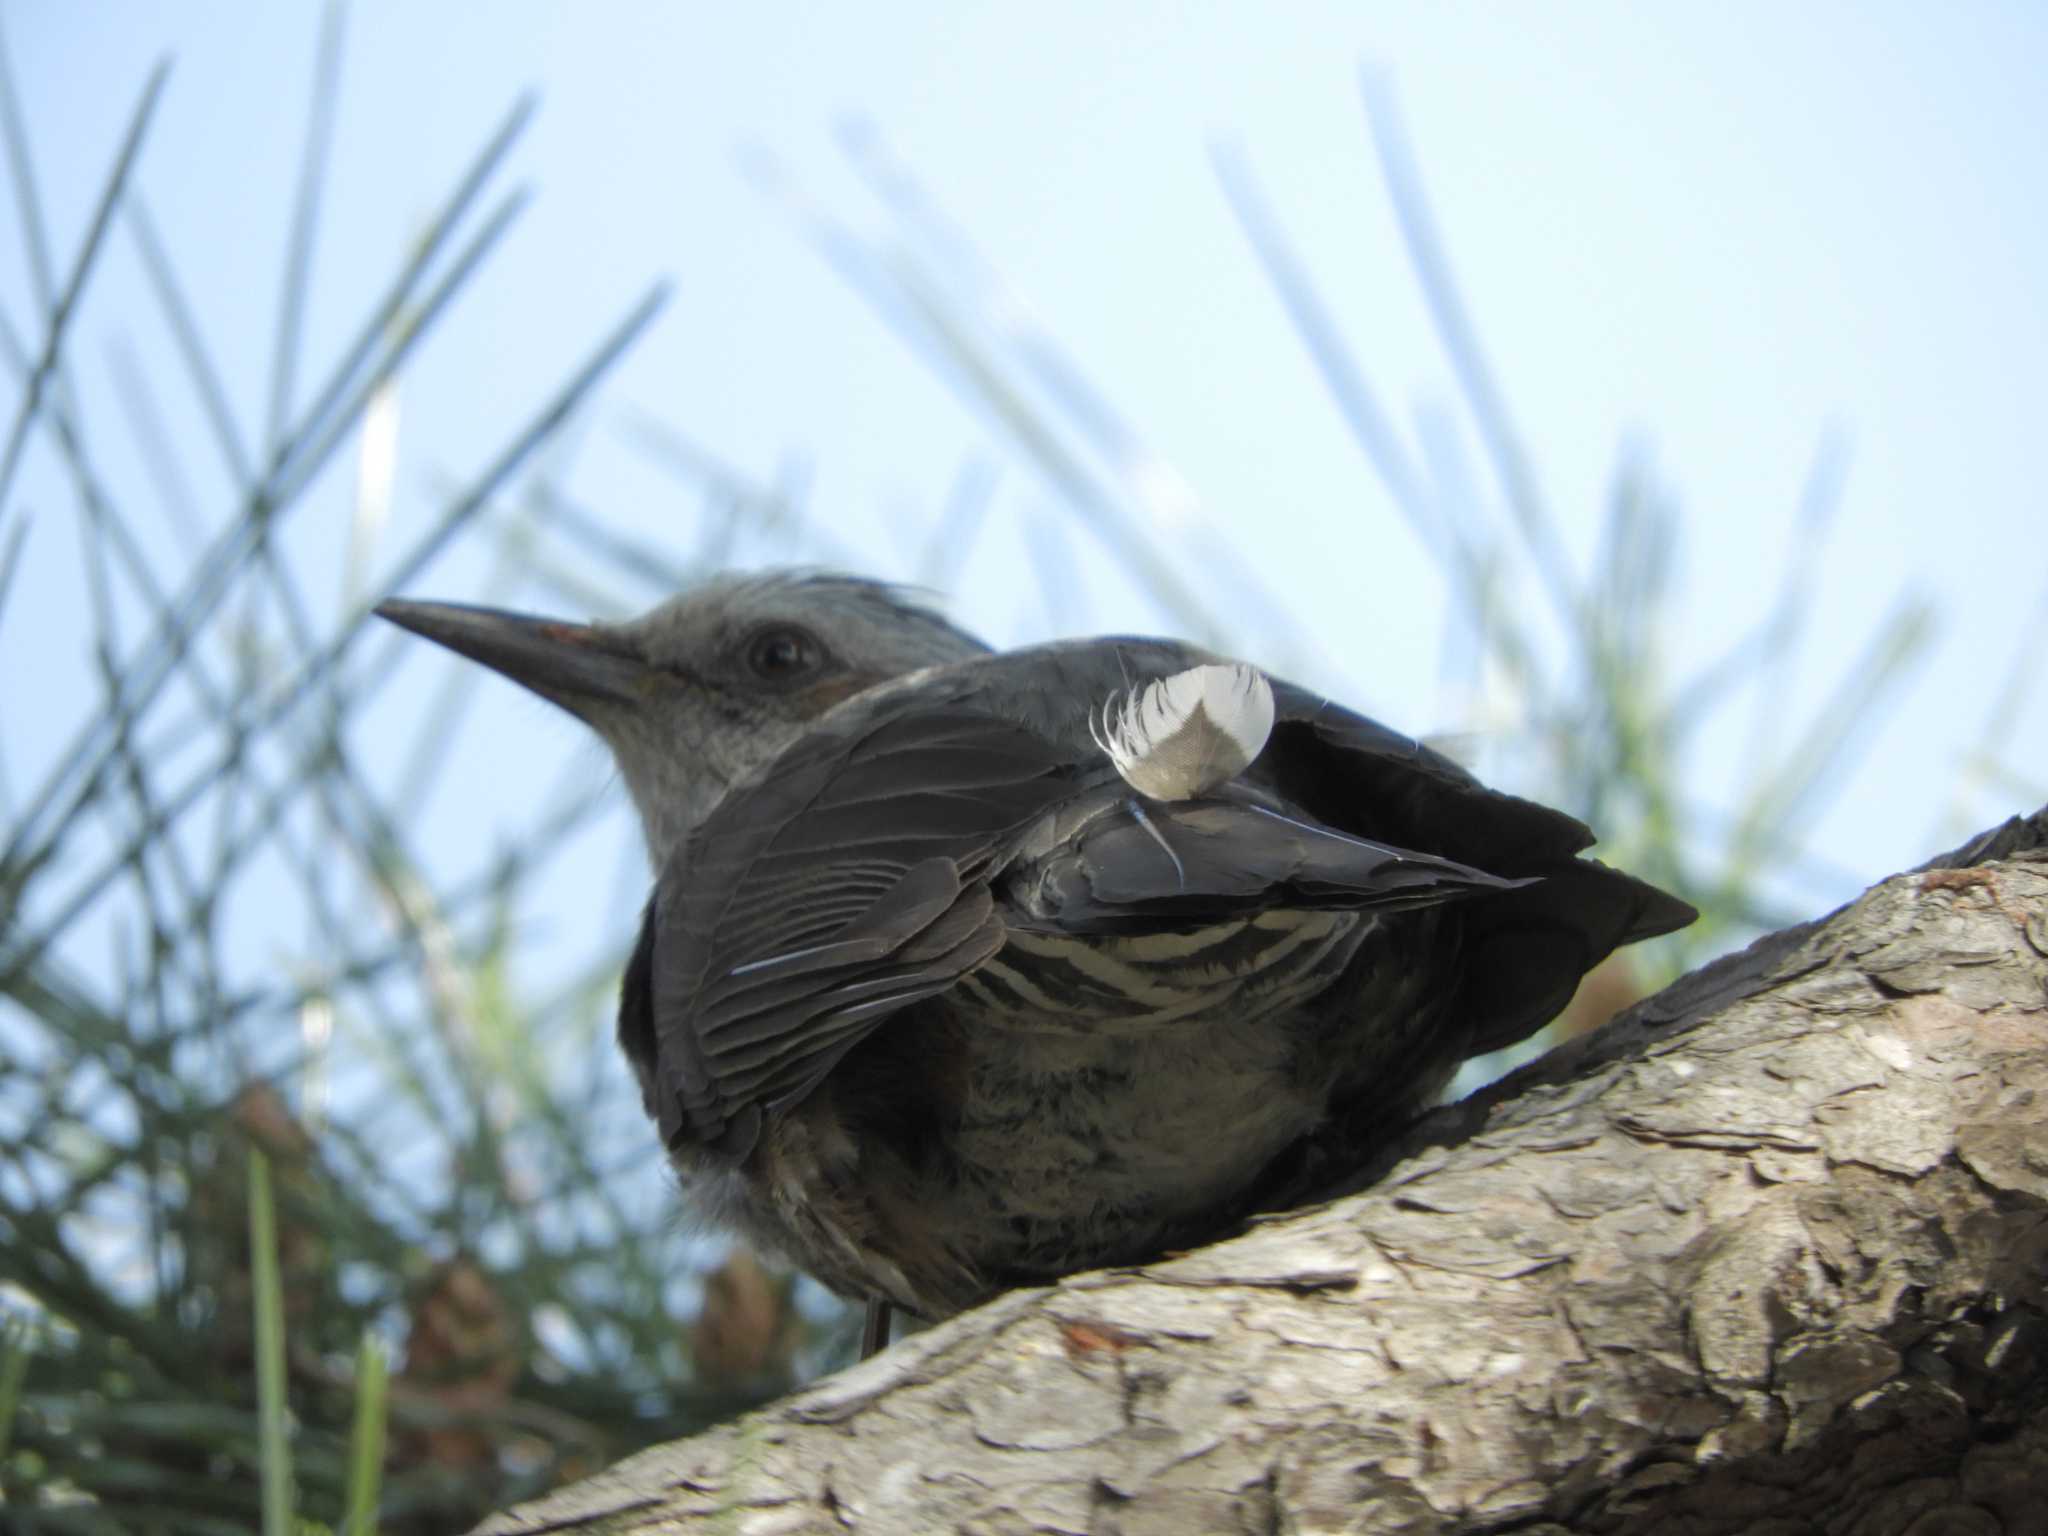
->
[376, 570, 989, 859]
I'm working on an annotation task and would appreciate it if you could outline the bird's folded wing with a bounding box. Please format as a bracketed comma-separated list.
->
[1259, 679, 1695, 944]
[613, 650, 1699, 1159]
[629, 707, 1076, 1158]
[1242, 679, 1696, 1051]
[1008, 793, 1533, 932]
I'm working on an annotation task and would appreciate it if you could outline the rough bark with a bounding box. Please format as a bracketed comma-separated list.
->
[477, 808, 2048, 1536]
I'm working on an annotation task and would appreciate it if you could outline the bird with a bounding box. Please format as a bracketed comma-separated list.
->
[378, 570, 1693, 1348]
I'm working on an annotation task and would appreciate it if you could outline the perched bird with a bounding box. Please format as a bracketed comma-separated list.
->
[379, 572, 1692, 1339]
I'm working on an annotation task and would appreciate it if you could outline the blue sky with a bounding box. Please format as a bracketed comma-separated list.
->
[9, 1, 2047, 951]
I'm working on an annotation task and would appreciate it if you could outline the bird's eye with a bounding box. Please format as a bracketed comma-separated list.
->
[744, 625, 824, 682]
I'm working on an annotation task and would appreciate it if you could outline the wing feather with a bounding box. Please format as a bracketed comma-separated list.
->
[1010, 791, 1530, 933]
[642, 703, 1073, 1156]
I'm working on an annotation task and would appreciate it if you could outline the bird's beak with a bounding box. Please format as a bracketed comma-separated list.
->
[375, 599, 650, 716]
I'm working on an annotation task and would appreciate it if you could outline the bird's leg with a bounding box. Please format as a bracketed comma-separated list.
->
[860, 1297, 893, 1359]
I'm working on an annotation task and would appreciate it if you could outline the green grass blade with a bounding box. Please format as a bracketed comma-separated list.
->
[248, 1147, 295, 1536]
[0, 1313, 32, 1479]
[343, 1333, 387, 1536]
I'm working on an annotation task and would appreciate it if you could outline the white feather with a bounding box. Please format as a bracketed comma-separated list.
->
[1089, 662, 1276, 800]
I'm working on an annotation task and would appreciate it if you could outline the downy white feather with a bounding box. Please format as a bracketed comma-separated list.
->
[1089, 663, 1276, 800]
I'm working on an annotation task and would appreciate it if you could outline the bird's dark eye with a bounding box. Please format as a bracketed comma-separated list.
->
[744, 624, 824, 682]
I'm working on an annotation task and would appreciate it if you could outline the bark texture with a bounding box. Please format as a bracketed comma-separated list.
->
[476, 808, 2048, 1536]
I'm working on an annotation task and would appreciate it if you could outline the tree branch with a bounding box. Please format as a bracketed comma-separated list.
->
[477, 807, 2048, 1535]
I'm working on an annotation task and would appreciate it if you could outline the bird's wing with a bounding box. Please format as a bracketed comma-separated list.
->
[615, 646, 1699, 1158]
[1255, 679, 1697, 1050]
[624, 705, 1075, 1158]
[1007, 791, 1535, 933]
[1258, 679, 1691, 932]
[1260, 678, 1600, 864]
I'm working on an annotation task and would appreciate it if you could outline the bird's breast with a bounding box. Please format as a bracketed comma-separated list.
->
[701, 906, 1463, 1319]
[894, 911, 1374, 1289]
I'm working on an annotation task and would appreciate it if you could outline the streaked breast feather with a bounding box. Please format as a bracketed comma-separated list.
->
[958, 910, 1369, 1032]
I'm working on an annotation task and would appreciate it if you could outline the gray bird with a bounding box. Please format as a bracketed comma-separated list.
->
[379, 571, 1692, 1342]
